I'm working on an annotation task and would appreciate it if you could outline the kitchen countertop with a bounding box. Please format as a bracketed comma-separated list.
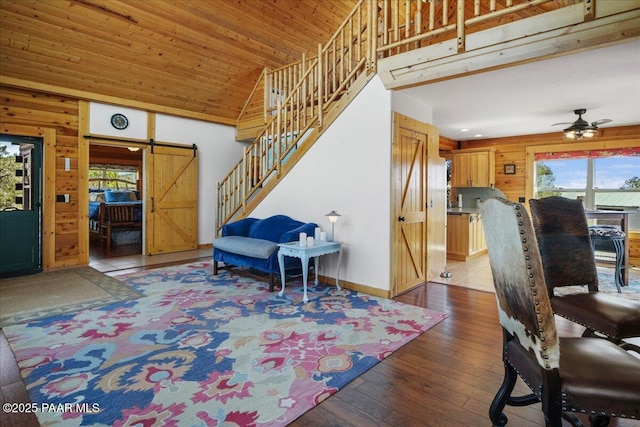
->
[447, 208, 480, 215]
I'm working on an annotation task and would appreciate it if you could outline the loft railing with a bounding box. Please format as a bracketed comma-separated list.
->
[222, 0, 595, 231]
[376, 0, 559, 57]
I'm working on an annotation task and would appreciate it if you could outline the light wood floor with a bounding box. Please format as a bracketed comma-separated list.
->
[1, 253, 639, 427]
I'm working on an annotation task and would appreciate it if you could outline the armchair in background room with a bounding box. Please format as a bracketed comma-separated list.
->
[529, 196, 640, 353]
[480, 197, 640, 427]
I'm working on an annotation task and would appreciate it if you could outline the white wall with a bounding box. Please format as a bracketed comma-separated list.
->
[88, 102, 243, 245]
[89, 103, 148, 139]
[391, 90, 434, 124]
[251, 76, 394, 291]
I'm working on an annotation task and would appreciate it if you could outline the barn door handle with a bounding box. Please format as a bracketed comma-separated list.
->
[398, 216, 405, 222]
[151, 197, 155, 213]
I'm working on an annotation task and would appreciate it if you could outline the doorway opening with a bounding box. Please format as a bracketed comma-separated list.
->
[0, 135, 43, 277]
[88, 144, 144, 263]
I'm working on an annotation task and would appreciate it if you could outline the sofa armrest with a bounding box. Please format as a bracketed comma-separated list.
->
[222, 218, 256, 237]
[280, 222, 318, 243]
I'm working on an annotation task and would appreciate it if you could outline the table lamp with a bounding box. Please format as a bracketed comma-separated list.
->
[325, 210, 341, 241]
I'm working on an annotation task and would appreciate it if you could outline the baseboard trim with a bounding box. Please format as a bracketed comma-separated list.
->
[318, 274, 390, 299]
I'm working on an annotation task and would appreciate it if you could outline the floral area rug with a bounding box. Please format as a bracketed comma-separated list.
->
[4, 261, 447, 426]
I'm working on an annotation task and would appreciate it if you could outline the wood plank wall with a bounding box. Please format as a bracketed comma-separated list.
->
[439, 135, 458, 152]
[453, 125, 640, 266]
[1, 85, 81, 269]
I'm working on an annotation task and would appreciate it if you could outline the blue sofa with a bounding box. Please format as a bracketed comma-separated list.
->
[213, 215, 317, 291]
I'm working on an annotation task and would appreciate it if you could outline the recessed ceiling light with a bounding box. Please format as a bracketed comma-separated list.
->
[459, 128, 470, 132]
[474, 134, 483, 138]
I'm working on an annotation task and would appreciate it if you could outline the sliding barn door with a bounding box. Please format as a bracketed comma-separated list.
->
[145, 145, 198, 255]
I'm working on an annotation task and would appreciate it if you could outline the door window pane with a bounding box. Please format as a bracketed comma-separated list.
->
[0, 141, 35, 211]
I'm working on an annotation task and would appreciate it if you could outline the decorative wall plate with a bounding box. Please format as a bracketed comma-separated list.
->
[110, 113, 129, 130]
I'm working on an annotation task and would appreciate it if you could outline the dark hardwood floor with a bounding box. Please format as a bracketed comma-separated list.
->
[1, 260, 638, 427]
[89, 233, 142, 262]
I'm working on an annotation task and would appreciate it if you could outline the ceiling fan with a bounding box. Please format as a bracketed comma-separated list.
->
[552, 108, 612, 140]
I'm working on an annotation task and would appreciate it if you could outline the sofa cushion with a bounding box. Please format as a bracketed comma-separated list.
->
[222, 218, 256, 237]
[248, 215, 305, 242]
[214, 236, 278, 260]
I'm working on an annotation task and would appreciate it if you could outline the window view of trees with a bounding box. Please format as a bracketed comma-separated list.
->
[535, 162, 559, 198]
[89, 167, 138, 189]
[535, 154, 640, 230]
[621, 176, 640, 189]
[0, 144, 16, 209]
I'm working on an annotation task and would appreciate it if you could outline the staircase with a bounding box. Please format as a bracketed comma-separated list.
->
[217, 0, 376, 231]
[217, 0, 630, 231]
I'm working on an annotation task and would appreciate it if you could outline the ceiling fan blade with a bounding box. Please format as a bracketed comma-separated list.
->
[592, 119, 612, 126]
[551, 122, 572, 126]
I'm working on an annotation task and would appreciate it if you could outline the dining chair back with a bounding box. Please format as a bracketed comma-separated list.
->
[480, 197, 640, 426]
[529, 196, 640, 352]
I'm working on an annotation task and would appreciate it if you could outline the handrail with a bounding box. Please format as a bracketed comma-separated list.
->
[221, 0, 581, 231]
[218, 0, 372, 230]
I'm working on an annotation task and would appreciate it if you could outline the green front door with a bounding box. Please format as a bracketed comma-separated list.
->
[0, 136, 43, 277]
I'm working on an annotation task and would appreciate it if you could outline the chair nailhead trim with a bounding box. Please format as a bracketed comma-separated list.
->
[513, 202, 552, 366]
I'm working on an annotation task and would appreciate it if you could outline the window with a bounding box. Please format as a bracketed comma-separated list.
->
[1, 140, 37, 211]
[534, 148, 640, 230]
[89, 165, 139, 190]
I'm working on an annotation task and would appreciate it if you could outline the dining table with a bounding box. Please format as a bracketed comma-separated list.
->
[584, 210, 634, 287]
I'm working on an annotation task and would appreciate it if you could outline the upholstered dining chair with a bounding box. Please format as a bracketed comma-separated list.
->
[479, 197, 640, 427]
[529, 196, 640, 353]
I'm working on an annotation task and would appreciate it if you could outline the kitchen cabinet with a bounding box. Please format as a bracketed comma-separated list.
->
[451, 148, 495, 187]
[446, 212, 487, 261]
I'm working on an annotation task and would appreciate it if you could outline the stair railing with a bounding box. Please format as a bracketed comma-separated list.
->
[218, 0, 373, 231]
[220, 0, 571, 231]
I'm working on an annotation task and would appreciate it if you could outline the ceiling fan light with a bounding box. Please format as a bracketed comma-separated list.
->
[559, 109, 607, 141]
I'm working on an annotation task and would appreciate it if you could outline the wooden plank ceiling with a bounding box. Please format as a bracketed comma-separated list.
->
[0, 0, 577, 125]
[0, 0, 358, 124]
